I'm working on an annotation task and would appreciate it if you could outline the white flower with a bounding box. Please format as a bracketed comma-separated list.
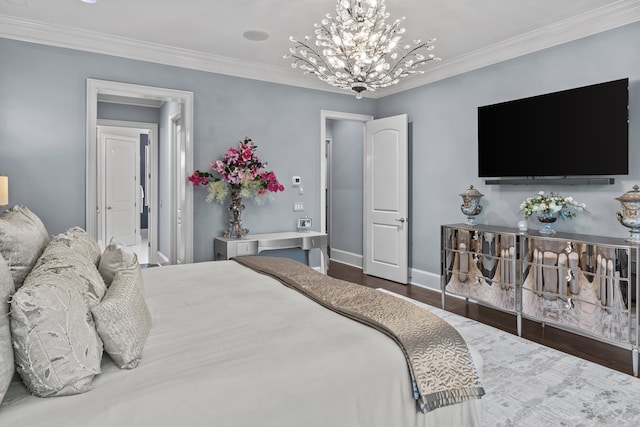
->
[519, 191, 585, 219]
[549, 202, 562, 213]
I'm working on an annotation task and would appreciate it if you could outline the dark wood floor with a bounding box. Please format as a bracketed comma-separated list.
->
[327, 260, 637, 378]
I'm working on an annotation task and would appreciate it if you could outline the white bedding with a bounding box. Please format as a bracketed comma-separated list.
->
[0, 260, 482, 426]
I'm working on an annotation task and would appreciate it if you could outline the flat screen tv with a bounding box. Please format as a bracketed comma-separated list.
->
[478, 78, 629, 178]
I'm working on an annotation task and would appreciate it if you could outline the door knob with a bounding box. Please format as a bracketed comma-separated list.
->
[107, 206, 113, 210]
[395, 218, 406, 223]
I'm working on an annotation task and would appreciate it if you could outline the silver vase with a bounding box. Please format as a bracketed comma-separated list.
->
[536, 210, 559, 235]
[615, 185, 640, 243]
[460, 185, 484, 225]
[222, 187, 249, 239]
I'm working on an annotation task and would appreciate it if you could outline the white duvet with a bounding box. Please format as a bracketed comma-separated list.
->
[0, 260, 481, 426]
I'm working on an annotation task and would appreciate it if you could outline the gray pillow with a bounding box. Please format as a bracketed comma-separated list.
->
[27, 236, 107, 307]
[0, 205, 49, 287]
[92, 263, 151, 369]
[98, 239, 139, 286]
[0, 254, 15, 404]
[11, 273, 103, 397]
[50, 226, 102, 266]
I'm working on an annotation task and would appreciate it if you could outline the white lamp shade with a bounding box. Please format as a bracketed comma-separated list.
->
[0, 175, 8, 206]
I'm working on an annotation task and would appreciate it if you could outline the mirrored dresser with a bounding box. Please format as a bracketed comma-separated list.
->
[441, 223, 640, 376]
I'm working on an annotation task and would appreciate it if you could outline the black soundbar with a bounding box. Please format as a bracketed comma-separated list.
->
[484, 177, 615, 185]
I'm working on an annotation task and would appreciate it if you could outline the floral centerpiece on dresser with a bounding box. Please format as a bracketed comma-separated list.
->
[520, 191, 586, 235]
[189, 137, 285, 239]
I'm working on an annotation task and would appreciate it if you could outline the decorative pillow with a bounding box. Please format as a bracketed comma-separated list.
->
[92, 263, 151, 369]
[0, 254, 15, 404]
[10, 276, 103, 397]
[49, 226, 102, 266]
[27, 236, 107, 307]
[98, 239, 139, 287]
[0, 205, 49, 287]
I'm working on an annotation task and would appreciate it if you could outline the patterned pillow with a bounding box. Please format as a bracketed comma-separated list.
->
[49, 226, 102, 266]
[0, 205, 49, 287]
[92, 263, 151, 369]
[10, 275, 103, 397]
[27, 236, 107, 307]
[0, 254, 15, 404]
[98, 239, 139, 287]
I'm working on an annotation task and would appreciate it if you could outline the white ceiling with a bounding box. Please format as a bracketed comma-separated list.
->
[1, 0, 640, 98]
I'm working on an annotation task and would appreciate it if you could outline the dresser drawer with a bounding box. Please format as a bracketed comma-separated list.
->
[234, 241, 258, 255]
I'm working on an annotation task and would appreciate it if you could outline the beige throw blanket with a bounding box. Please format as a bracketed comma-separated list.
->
[234, 256, 485, 413]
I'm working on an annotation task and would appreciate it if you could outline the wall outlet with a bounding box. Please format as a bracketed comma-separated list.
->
[292, 176, 301, 187]
[293, 202, 304, 212]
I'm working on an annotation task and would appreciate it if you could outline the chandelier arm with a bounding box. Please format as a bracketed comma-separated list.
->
[319, 23, 359, 78]
[380, 42, 434, 79]
[291, 54, 332, 79]
[366, 11, 390, 65]
[292, 39, 336, 74]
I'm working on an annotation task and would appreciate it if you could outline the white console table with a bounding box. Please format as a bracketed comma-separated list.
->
[214, 231, 328, 273]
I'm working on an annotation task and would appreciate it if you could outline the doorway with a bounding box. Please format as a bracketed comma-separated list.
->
[98, 122, 155, 264]
[320, 110, 409, 283]
[320, 110, 372, 271]
[86, 79, 194, 265]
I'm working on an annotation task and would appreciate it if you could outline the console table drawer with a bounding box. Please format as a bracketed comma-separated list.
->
[235, 241, 258, 255]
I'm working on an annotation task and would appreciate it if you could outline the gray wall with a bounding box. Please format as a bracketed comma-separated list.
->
[328, 119, 364, 256]
[2, 21, 640, 276]
[97, 102, 160, 124]
[376, 21, 640, 275]
[0, 37, 375, 264]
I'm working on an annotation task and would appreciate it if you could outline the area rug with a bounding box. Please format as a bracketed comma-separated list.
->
[377, 289, 640, 427]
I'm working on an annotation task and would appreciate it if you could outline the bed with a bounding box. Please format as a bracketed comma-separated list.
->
[0, 206, 484, 426]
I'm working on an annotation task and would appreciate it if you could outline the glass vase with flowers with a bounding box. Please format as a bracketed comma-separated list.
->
[519, 191, 586, 235]
[188, 137, 285, 239]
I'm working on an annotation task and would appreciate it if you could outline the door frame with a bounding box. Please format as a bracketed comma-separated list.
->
[170, 110, 185, 264]
[320, 110, 373, 271]
[98, 121, 156, 262]
[86, 79, 194, 264]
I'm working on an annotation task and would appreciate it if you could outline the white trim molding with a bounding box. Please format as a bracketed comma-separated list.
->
[410, 268, 442, 292]
[86, 79, 194, 264]
[329, 249, 363, 269]
[3, 1, 640, 98]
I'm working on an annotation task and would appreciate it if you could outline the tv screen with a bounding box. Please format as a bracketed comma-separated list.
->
[478, 78, 629, 178]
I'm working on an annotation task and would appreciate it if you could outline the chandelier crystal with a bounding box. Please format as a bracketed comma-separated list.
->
[285, 0, 441, 99]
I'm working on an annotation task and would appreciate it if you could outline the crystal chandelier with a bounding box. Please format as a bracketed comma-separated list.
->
[285, 0, 441, 99]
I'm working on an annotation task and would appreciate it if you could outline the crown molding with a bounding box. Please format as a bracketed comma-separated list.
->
[1, 0, 640, 99]
[380, 0, 640, 97]
[0, 13, 351, 97]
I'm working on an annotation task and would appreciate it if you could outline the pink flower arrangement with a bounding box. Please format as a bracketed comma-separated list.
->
[188, 137, 285, 202]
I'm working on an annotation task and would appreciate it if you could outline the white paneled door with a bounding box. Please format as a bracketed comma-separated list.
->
[364, 114, 409, 283]
[105, 134, 139, 246]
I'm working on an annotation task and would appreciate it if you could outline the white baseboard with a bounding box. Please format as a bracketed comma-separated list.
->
[329, 252, 442, 292]
[409, 268, 441, 291]
[329, 249, 363, 269]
